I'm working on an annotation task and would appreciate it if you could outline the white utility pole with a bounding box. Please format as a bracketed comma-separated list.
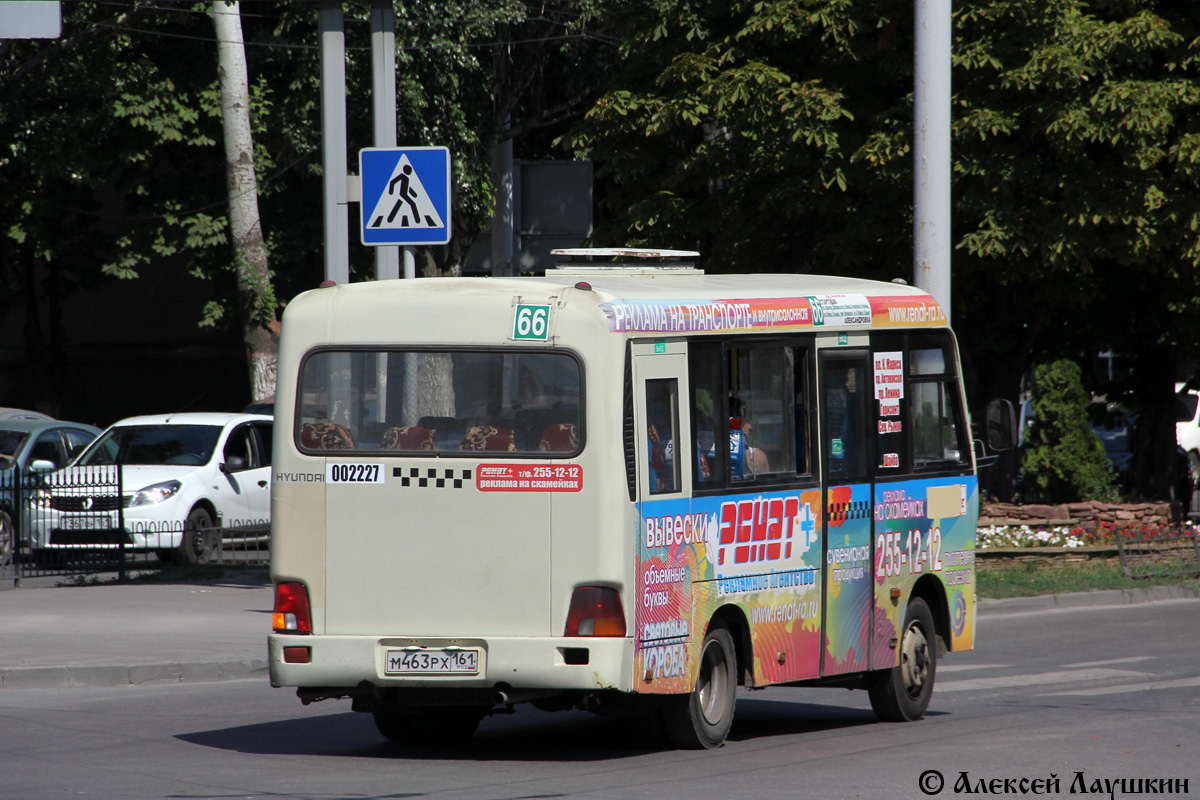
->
[913, 0, 952, 318]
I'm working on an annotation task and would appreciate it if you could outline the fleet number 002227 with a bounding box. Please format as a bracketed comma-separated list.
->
[326, 464, 384, 484]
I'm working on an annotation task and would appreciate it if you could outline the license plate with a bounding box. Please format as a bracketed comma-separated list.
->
[385, 647, 480, 675]
[58, 515, 116, 529]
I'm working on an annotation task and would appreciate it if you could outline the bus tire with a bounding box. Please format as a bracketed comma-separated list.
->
[869, 597, 936, 722]
[372, 706, 487, 745]
[658, 618, 737, 749]
[176, 507, 217, 566]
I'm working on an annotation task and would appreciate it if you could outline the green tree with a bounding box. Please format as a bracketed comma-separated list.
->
[389, 1, 616, 276]
[564, 0, 907, 274]
[567, 0, 1200, 500]
[945, 1, 1200, 502]
[212, 0, 277, 402]
[1, 2, 615, 413]
[1021, 360, 1116, 503]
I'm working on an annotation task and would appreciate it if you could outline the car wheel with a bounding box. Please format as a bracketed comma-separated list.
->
[372, 706, 488, 745]
[869, 597, 937, 722]
[0, 509, 14, 567]
[1188, 451, 1200, 489]
[658, 618, 738, 749]
[176, 507, 218, 566]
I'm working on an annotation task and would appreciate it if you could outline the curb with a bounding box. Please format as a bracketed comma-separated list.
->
[978, 582, 1200, 616]
[0, 658, 268, 690]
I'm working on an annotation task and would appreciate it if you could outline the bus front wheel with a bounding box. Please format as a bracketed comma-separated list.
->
[869, 597, 936, 721]
[659, 618, 737, 749]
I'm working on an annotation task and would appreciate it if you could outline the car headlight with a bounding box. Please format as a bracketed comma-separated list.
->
[28, 489, 52, 509]
[128, 480, 182, 507]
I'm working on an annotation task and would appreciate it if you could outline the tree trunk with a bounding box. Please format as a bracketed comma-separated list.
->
[212, 0, 277, 403]
[1131, 342, 1182, 505]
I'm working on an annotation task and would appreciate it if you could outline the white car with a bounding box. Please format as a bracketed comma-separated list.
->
[1176, 384, 1200, 488]
[25, 412, 273, 565]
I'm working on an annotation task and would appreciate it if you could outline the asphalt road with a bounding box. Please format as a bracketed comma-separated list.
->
[1, 592, 1197, 800]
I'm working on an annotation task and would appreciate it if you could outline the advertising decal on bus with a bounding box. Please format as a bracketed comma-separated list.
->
[601, 295, 946, 335]
[476, 463, 583, 492]
[871, 476, 980, 661]
[636, 489, 827, 692]
[824, 483, 873, 676]
[635, 475, 978, 692]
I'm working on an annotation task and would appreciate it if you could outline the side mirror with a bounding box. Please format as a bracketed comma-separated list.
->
[221, 455, 247, 474]
[28, 459, 57, 472]
[985, 399, 1017, 452]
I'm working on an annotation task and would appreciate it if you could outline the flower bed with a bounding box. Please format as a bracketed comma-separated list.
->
[978, 521, 1197, 550]
[975, 518, 1199, 573]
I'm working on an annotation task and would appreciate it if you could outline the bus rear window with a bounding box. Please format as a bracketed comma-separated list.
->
[296, 350, 582, 455]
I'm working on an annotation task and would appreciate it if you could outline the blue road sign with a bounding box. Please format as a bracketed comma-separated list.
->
[360, 147, 452, 246]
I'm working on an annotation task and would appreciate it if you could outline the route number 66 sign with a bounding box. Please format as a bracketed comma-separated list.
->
[513, 304, 550, 341]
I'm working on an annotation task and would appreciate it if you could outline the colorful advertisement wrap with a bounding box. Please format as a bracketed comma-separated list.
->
[636, 489, 825, 693]
[823, 484, 873, 675]
[636, 476, 978, 694]
[871, 476, 979, 670]
[602, 295, 946, 335]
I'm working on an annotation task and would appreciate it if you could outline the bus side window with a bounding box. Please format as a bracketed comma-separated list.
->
[647, 378, 681, 495]
[908, 343, 966, 468]
[793, 346, 810, 476]
[689, 341, 724, 487]
[911, 381, 963, 465]
[825, 360, 868, 481]
[728, 346, 796, 480]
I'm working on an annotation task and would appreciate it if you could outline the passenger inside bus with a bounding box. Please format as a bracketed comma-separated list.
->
[720, 397, 769, 478]
[648, 423, 671, 493]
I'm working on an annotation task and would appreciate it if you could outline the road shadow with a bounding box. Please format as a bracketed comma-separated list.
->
[178, 697, 897, 761]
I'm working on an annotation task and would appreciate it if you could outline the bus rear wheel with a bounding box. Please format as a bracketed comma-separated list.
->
[659, 618, 737, 749]
[372, 705, 488, 745]
[869, 597, 936, 721]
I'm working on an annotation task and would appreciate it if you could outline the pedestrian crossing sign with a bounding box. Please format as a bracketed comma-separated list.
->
[359, 146, 452, 246]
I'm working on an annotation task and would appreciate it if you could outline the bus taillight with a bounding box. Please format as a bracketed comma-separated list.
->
[565, 586, 626, 637]
[273, 582, 312, 634]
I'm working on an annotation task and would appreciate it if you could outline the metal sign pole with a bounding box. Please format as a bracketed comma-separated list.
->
[370, 0, 400, 281]
[320, 1, 350, 285]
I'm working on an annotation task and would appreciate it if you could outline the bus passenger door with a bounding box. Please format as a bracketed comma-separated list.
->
[631, 344, 696, 694]
[818, 349, 874, 676]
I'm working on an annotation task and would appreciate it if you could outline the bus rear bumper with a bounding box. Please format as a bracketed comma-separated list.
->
[268, 634, 637, 696]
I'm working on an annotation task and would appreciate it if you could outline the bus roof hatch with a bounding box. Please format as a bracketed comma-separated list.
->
[550, 248, 703, 276]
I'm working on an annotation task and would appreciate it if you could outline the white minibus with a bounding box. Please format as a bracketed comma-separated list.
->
[268, 249, 999, 748]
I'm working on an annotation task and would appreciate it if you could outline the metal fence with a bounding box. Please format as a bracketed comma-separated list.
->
[1114, 530, 1200, 579]
[4, 465, 269, 582]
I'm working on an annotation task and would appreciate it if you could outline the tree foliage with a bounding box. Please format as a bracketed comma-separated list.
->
[564, 0, 913, 275]
[1021, 359, 1116, 503]
[1, 1, 613, 411]
[565, 0, 1200, 500]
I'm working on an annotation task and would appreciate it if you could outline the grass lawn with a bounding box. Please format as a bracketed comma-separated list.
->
[978, 563, 1200, 599]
